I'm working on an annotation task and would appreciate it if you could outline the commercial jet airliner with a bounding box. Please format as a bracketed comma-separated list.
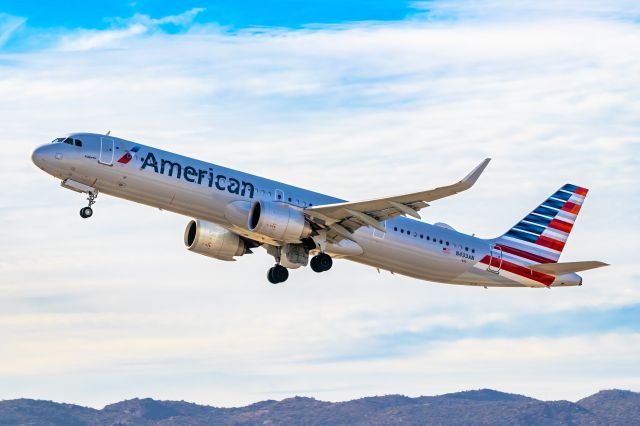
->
[31, 133, 607, 286]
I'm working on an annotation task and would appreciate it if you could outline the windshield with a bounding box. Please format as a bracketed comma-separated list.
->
[50, 137, 83, 147]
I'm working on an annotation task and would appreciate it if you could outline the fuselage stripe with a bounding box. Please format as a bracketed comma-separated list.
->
[479, 255, 555, 286]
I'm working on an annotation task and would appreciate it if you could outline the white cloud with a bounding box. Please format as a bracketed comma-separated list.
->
[55, 8, 206, 51]
[0, 4, 639, 407]
[0, 13, 26, 47]
[132, 7, 206, 27]
[56, 24, 148, 51]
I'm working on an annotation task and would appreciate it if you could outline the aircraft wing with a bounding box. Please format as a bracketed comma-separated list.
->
[304, 158, 491, 242]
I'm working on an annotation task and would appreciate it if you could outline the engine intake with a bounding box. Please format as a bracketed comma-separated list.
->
[248, 200, 312, 242]
[184, 219, 247, 261]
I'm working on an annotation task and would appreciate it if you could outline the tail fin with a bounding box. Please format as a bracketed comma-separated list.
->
[493, 184, 588, 264]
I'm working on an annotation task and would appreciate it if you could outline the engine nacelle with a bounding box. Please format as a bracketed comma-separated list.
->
[248, 200, 312, 242]
[184, 219, 247, 261]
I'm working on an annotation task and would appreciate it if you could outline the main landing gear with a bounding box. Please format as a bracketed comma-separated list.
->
[310, 253, 333, 273]
[263, 241, 333, 284]
[79, 192, 98, 219]
[267, 264, 289, 284]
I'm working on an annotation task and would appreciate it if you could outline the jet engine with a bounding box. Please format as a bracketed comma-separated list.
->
[184, 219, 247, 261]
[247, 200, 312, 242]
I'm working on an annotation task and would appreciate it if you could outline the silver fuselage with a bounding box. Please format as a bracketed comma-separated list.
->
[31, 133, 581, 288]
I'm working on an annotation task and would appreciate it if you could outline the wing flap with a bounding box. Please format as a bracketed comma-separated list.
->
[529, 261, 609, 275]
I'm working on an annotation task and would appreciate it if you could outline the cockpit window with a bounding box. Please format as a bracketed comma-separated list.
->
[51, 137, 83, 147]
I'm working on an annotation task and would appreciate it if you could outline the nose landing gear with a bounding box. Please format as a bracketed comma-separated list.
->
[310, 253, 333, 273]
[267, 264, 289, 284]
[79, 192, 98, 219]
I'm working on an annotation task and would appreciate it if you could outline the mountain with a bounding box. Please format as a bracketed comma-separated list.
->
[0, 389, 638, 425]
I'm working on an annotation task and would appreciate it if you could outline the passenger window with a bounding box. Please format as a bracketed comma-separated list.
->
[401, 229, 404, 234]
[465, 247, 469, 251]
[446, 241, 449, 246]
[472, 249, 475, 253]
[394, 227, 398, 231]
[288, 197, 292, 202]
[427, 236, 430, 241]
[74, 139, 83, 147]
[420, 234, 423, 239]
[439, 239, 443, 244]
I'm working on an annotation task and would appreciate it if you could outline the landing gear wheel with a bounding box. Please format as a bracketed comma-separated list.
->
[311, 253, 332, 272]
[267, 264, 289, 284]
[79, 191, 98, 219]
[79, 206, 93, 219]
[267, 268, 278, 284]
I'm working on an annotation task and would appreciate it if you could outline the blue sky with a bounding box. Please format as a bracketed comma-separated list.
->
[0, 0, 424, 52]
[0, 0, 639, 408]
[1, 0, 417, 29]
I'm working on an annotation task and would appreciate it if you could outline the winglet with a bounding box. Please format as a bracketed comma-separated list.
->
[461, 158, 491, 190]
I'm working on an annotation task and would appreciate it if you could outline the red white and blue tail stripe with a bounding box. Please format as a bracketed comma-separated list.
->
[476, 184, 588, 287]
[496, 183, 588, 263]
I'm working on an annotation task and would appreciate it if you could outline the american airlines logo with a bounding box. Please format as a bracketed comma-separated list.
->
[117, 146, 140, 164]
[140, 151, 255, 198]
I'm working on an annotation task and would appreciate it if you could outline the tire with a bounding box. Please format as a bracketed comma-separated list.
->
[267, 267, 279, 284]
[317, 253, 333, 271]
[272, 265, 289, 283]
[268, 265, 288, 284]
[310, 256, 323, 273]
[80, 207, 93, 218]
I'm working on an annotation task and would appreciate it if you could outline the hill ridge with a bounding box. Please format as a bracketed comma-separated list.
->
[1, 388, 638, 426]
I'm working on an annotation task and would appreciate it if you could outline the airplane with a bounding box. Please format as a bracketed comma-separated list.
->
[31, 133, 608, 287]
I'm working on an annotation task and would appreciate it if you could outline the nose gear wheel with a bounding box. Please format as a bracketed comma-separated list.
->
[79, 192, 98, 219]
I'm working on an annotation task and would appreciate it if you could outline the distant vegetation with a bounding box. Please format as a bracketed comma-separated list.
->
[0, 389, 638, 425]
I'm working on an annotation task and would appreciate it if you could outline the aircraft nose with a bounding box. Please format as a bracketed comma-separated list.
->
[31, 145, 48, 168]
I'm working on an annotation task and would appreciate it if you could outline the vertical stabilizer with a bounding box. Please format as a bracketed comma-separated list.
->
[493, 184, 589, 265]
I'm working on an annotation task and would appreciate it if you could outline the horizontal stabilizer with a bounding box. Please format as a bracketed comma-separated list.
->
[530, 261, 609, 275]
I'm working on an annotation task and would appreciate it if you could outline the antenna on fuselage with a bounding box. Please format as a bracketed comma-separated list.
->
[106, 130, 111, 136]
